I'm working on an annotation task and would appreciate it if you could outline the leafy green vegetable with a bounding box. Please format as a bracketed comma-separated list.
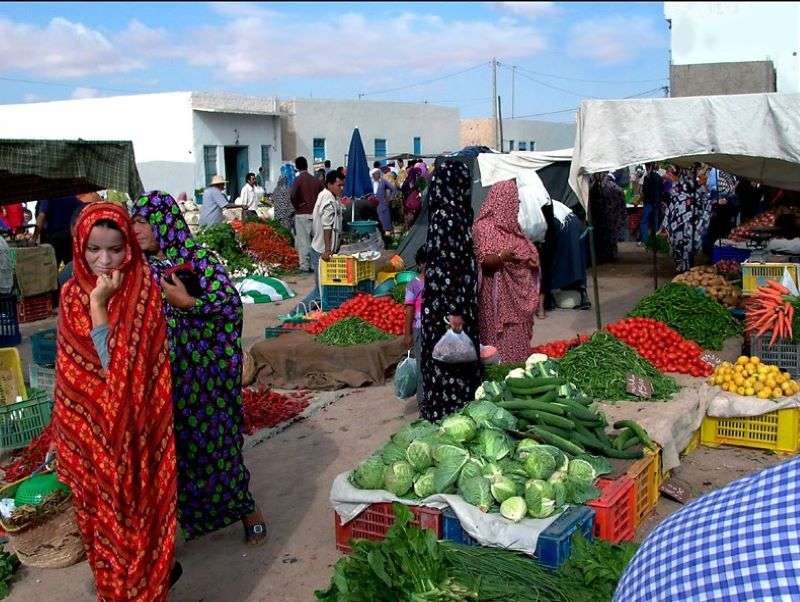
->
[351, 455, 386, 490]
[568, 459, 597, 483]
[490, 406, 518, 431]
[459, 476, 494, 512]
[524, 479, 556, 518]
[406, 440, 434, 471]
[471, 428, 513, 461]
[439, 415, 477, 443]
[576, 454, 613, 478]
[315, 317, 393, 347]
[380, 442, 408, 465]
[564, 476, 602, 504]
[491, 476, 519, 504]
[515, 438, 540, 460]
[413, 468, 437, 498]
[384, 461, 415, 497]
[556, 532, 640, 602]
[432, 445, 470, 493]
[0, 549, 19, 600]
[499, 496, 527, 523]
[523, 447, 557, 480]
[483, 362, 526, 383]
[464, 400, 500, 428]
[393, 420, 438, 450]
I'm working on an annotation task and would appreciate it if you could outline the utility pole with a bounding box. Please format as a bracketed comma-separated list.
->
[511, 65, 516, 119]
[492, 57, 499, 149]
[497, 96, 504, 152]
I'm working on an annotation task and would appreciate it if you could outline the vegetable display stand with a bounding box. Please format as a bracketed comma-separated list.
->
[750, 334, 800, 379]
[0, 293, 21, 346]
[741, 261, 799, 296]
[0, 348, 26, 405]
[701, 408, 800, 453]
[334, 502, 442, 554]
[28, 364, 55, 396]
[587, 476, 635, 544]
[442, 506, 595, 570]
[31, 329, 57, 366]
[0, 389, 52, 451]
[319, 255, 376, 286]
[321, 280, 374, 311]
[711, 244, 751, 264]
[626, 448, 661, 528]
[17, 294, 53, 324]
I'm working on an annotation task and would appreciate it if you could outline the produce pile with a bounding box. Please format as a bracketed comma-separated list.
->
[238, 222, 299, 272]
[195, 221, 299, 275]
[0, 427, 52, 482]
[304, 294, 406, 336]
[606, 318, 714, 377]
[318, 503, 637, 602]
[745, 281, 799, 345]
[242, 386, 312, 434]
[714, 260, 742, 276]
[530, 335, 591, 359]
[195, 223, 258, 274]
[0, 550, 19, 600]
[672, 266, 741, 308]
[728, 211, 777, 242]
[391, 282, 407, 304]
[709, 356, 799, 399]
[628, 283, 742, 350]
[316, 317, 393, 347]
[559, 332, 680, 401]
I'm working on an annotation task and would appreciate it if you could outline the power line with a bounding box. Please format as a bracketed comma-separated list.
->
[512, 86, 668, 120]
[498, 63, 592, 99]
[357, 61, 489, 98]
[0, 75, 144, 96]
[510, 64, 668, 85]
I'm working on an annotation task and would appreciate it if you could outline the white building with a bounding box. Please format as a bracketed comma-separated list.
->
[665, 2, 800, 94]
[460, 118, 576, 152]
[0, 92, 283, 201]
[279, 98, 460, 166]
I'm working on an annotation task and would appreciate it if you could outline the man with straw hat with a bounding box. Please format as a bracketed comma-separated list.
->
[200, 174, 231, 226]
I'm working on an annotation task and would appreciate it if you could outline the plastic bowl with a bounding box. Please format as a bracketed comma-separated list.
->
[396, 271, 418, 285]
[374, 279, 396, 297]
[15, 472, 70, 507]
[347, 220, 379, 235]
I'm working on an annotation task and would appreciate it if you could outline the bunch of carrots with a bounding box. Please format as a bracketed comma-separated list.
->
[745, 280, 797, 346]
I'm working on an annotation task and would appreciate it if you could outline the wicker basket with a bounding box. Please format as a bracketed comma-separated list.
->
[0, 477, 85, 569]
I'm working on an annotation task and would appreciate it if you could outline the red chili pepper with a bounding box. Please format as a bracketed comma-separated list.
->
[242, 386, 312, 434]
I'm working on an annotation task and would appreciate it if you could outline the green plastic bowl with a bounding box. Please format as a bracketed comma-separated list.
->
[347, 220, 379, 235]
[15, 472, 70, 506]
[373, 279, 396, 297]
[396, 271, 418, 285]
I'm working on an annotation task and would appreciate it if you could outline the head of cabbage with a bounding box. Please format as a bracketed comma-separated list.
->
[380, 442, 409, 465]
[413, 468, 437, 498]
[392, 419, 438, 450]
[439, 415, 477, 443]
[515, 439, 540, 461]
[524, 447, 557, 480]
[568, 459, 597, 483]
[471, 428, 513, 461]
[351, 455, 386, 490]
[524, 479, 556, 519]
[383, 461, 415, 497]
[491, 476, 519, 504]
[500, 496, 527, 523]
[406, 440, 433, 471]
[459, 475, 494, 512]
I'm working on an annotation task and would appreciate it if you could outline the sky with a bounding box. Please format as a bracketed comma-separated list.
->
[0, 1, 671, 122]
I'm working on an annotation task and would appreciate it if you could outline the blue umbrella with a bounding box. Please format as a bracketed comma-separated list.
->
[343, 128, 373, 200]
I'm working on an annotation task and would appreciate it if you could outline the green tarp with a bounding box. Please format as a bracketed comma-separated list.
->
[0, 139, 143, 204]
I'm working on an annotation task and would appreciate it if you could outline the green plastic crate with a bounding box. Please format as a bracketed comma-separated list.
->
[0, 388, 53, 451]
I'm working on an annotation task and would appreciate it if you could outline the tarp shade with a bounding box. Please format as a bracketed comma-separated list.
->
[0, 139, 144, 204]
[569, 93, 800, 208]
[343, 128, 372, 199]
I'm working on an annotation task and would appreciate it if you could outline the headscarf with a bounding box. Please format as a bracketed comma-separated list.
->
[370, 167, 381, 179]
[131, 191, 200, 264]
[54, 203, 176, 601]
[280, 163, 296, 187]
[473, 180, 540, 334]
[271, 175, 294, 230]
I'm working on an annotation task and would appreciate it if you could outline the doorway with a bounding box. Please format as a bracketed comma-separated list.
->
[224, 146, 249, 201]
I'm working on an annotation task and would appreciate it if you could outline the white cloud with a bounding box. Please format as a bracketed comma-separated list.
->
[71, 87, 102, 99]
[0, 17, 142, 78]
[491, 2, 561, 18]
[23, 93, 40, 103]
[568, 16, 664, 64]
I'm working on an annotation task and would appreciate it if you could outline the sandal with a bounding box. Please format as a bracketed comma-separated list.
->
[170, 562, 183, 590]
[244, 521, 268, 546]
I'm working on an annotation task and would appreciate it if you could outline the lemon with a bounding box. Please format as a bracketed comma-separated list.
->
[745, 387, 755, 396]
[773, 388, 783, 398]
[736, 387, 746, 396]
[769, 365, 780, 374]
[758, 365, 769, 375]
[750, 357, 761, 365]
[736, 356, 749, 365]
[745, 364, 756, 375]
[758, 389, 771, 399]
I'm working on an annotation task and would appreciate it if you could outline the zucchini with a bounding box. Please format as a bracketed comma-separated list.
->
[518, 411, 576, 431]
[498, 399, 565, 414]
[613, 420, 657, 451]
[528, 426, 586, 456]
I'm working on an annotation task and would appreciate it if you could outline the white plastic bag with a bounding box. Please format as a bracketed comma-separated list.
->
[433, 328, 478, 364]
[516, 174, 550, 243]
[394, 352, 418, 399]
[781, 267, 799, 296]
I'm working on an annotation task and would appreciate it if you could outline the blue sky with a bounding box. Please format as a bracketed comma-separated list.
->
[0, 2, 670, 121]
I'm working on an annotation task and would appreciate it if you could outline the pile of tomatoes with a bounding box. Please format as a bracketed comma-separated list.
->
[304, 294, 406, 336]
[242, 386, 312, 435]
[531, 334, 591, 359]
[606, 317, 714, 377]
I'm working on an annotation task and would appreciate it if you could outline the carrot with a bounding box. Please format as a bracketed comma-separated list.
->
[767, 281, 790, 295]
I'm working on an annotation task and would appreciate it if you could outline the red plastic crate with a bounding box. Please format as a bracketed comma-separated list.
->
[334, 502, 442, 554]
[587, 476, 636, 543]
[17, 295, 53, 324]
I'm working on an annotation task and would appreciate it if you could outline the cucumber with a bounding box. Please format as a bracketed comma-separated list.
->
[571, 431, 608, 454]
[560, 399, 599, 422]
[613, 420, 657, 451]
[623, 436, 641, 450]
[506, 377, 563, 388]
[516, 418, 531, 430]
[528, 426, 586, 456]
[497, 399, 565, 414]
[600, 446, 644, 460]
[533, 424, 572, 439]
[614, 428, 635, 451]
[593, 426, 612, 447]
[519, 411, 576, 431]
[507, 384, 559, 396]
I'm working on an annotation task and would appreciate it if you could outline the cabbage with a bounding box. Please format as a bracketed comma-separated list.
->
[406, 440, 433, 471]
[481, 462, 504, 482]
[351, 455, 386, 490]
[500, 496, 528, 523]
[548, 470, 567, 484]
[498, 458, 527, 478]
[491, 476, 519, 503]
[568, 459, 597, 483]
[458, 458, 486, 490]
[392, 419, 438, 449]
[515, 439, 540, 460]
[440, 415, 477, 443]
[506, 368, 528, 380]
[459, 476, 493, 512]
[383, 461, 415, 497]
[490, 406, 518, 431]
[432, 445, 470, 493]
[539, 445, 569, 473]
[551, 481, 566, 509]
[525, 353, 549, 370]
[565, 475, 602, 504]
[576, 454, 613, 478]
[524, 447, 557, 480]
[380, 442, 408, 465]
[526, 479, 553, 500]
[474, 384, 488, 401]
[524, 480, 556, 519]
[472, 428, 513, 461]
[413, 468, 437, 498]
[464, 400, 500, 427]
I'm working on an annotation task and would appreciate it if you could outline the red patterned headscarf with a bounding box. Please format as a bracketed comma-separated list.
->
[54, 202, 176, 601]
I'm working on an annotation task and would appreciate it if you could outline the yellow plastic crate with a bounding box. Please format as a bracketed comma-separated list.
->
[681, 429, 700, 457]
[0, 348, 26, 405]
[701, 409, 800, 453]
[626, 447, 661, 528]
[319, 255, 376, 286]
[742, 261, 799, 295]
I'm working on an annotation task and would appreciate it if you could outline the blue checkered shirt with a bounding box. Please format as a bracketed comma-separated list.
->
[615, 456, 800, 602]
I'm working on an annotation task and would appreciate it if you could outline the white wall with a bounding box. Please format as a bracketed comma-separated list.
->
[0, 92, 195, 195]
[501, 119, 575, 152]
[665, 2, 800, 93]
[192, 111, 282, 194]
[282, 99, 460, 165]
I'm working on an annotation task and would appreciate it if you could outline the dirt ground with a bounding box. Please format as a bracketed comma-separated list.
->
[7, 243, 790, 601]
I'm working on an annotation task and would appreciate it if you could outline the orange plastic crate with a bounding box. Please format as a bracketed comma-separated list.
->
[17, 294, 53, 324]
[626, 448, 661, 528]
[334, 502, 442, 554]
[587, 476, 635, 543]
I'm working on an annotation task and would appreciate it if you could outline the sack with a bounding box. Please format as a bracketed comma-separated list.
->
[516, 176, 550, 243]
[394, 352, 418, 399]
[433, 328, 478, 364]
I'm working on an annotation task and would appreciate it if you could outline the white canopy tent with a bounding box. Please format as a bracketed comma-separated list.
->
[478, 148, 574, 186]
[569, 92, 800, 208]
